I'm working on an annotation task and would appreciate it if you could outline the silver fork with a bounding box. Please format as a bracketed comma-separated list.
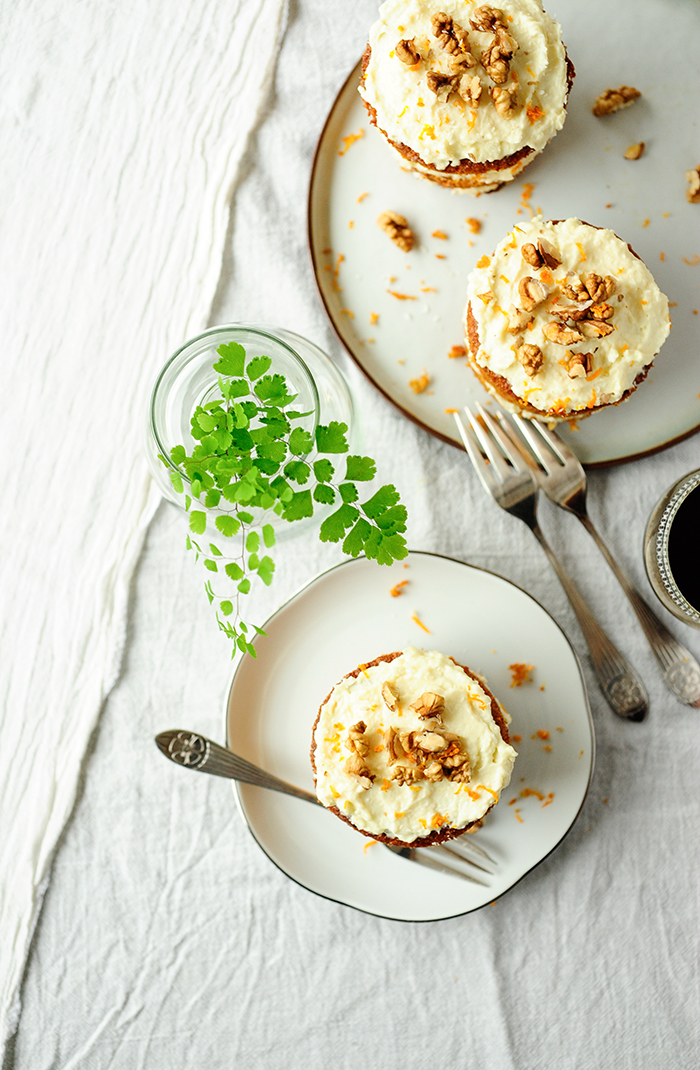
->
[155, 729, 495, 885]
[500, 413, 700, 708]
[454, 405, 648, 721]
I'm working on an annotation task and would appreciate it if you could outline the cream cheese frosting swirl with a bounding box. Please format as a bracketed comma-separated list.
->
[313, 647, 516, 843]
[359, 0, 569, 168]
[465, 217, 671, 417]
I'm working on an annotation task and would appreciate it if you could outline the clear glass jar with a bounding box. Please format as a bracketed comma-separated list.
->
[144, 324, 356, 544]
[644, 468, 700, 628]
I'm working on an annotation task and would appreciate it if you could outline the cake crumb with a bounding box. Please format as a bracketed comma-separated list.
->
[466, 217, 482, 233]
[509, 662, 534, 687]
[448, 344, 467, 359]
[409, 370, 430, 393]
[686, 166, 700, 204]
[624, 141, 645, 160]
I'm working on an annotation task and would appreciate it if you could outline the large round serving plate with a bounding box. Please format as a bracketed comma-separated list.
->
[308, 0, 700, 466]
[226, 552, 594, 921]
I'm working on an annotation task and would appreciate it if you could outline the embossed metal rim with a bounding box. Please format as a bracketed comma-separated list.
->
[654, 472, 700, 625]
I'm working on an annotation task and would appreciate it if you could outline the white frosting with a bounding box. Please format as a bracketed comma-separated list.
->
[466, 217, 671, 416]
[313, 647, 516, 843]
[359, 0, 569, 168]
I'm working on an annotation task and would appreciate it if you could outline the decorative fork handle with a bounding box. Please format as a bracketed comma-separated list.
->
[155, 730, 321, 804]
[581, 517, 700, 707]
[532, 525, 648, 721]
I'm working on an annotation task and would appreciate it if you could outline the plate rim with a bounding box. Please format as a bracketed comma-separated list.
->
[224, 550, 597, 922]
[307, 59, 700, 470]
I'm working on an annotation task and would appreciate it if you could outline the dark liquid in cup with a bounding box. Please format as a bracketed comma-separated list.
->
[668, 485, 700, 611]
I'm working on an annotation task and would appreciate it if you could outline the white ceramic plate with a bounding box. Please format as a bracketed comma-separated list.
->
[308, 0, 700, 466]
[225, 552, 594, 921]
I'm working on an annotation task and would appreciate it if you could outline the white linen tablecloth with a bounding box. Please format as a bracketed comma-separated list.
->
[3, 1, 700, 1067]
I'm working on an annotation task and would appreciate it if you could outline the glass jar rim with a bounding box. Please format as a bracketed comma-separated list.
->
[149, 323, 321, 481]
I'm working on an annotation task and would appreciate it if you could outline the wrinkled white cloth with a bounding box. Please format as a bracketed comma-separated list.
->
[0, 0, 288, 1049]
[5, 0, 700, 1068]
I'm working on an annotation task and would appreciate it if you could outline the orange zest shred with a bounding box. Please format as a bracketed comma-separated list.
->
[526, 104, 546, 124]
[512, 734, 522, 743]
[370, 311, 379, 324]
[445, 407, 459, 414]
[357, 191, 369, 202]
[449, 344, 467, 359]
[683, 254, 700, 265]
[387, 290, 417, 300]
[363, 839, 378, 852]
[576, 242, 587, 262]
[430, 813, 448, 829]
[521, 788, 545, 801]
[477, 785, 499, 802]
[338, 129, 364, 156]
[381, 779, 391, 792]
[515, 809, 524, 823]
[586, 367, 603, 381]
[466, 217, 481, 234]
[390, 580, 409, 597]
[509, 662, 534, 687]
[432, 229, 448, 239]
[537, 729, 550, 740]
[411, 613, 431, 633]
[340, 308, 354, 318]
[476, 254, 491, 268]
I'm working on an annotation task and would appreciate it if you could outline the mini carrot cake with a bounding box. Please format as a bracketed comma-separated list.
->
[358, 0, 574, 193]
[310, 647, 516, 846]
[464, 217, 671, 420]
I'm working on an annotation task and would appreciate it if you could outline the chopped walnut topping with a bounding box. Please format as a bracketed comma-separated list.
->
[542, 321, 584, 345]
[518, 276, 548, 312]
[345, 751, 373, 789]
[481, 26, 517, 84]
[517, 343, 543, 376]
[423, 760, 444, 783]
[381, 681, 399, 711]
[427, 70, 459, 100]
[585, 273, 616, 302]
[537, 240, 561, 269]
[567, 352, 592, 378]
[490, 84, 518, 117]
[477, 289, 495, 305]
[470, 5, 504, 32]
[588, 302, 615, 320]
[346, 721, 370, 757]
[550, 300, 593, 323]
[431, 12, 471, 56]
[414, 731, 448, 753]
[377, 210, 415, 253]
[522, 243, 543, 269]
[579, 319, 615, 338]
[458, 73, 483, 107]
[624, 141, 645, 160]
[391, 764, 423, 785]
[409, 692, 446, 719]
[686, 166, 700, 204]
[560, 273, 590, 302]
[592, 85, 641, 116]
[507, 305, 533, 334]
[395, 38, 421, 66]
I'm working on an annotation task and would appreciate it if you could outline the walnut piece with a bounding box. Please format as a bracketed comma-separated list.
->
[395, 38, 420, 66]
[490, 84, 518, 118]
[517, 343, 543, 376]
[522, 243, 543, 269]
[423, 760, 444, 783]
[431, 12, 471, 56]
[624, 141, 645, 160]
[588, 301, 615, 320]
[518, 276, 548, 312]
[414, 731, 448, 753]
[377, 210, 415, 253]
[344, 751, 373, 789]
[481, 26, 517, 84]
[537, 239, 562, 269]
[686, 166, 700, 204]
[409, 691, 446, 719]
[469, 5, 503, 32]
[384, 726, 403, 763]
[579, 319, 615, 339]
[346, 721, 369, 757]
[567, 352, 592, 379]
[381, 681, 399, 711]
[427, 70, 459, 100]
[592, 85, 641, 116]
[560, 273, 590, 302]
[391, 765, 423, 785]
[458, 73, 483, 106]
[507, 304, 533, 334]
[542, 321, 584, 346]
[584, 273, 616, 302]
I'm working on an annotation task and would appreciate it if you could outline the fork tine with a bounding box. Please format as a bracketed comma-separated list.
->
[463, 407, 511, 481]
[474, 403, 530, 475]
[512, 413, 571, 471]
[433, 838, 497, 873]
[453, 410, 501, 496]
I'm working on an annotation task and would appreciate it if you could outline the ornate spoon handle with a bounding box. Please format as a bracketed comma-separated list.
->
[155, 730, 321, 804]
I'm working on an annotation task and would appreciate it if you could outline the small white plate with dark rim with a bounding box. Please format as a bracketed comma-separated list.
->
[226, 552, 594, 921]
[308, 0, 700, 466]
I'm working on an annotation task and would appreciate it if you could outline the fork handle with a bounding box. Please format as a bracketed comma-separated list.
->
[532, 526, 648, 720]
[579, 517, 700, 707]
